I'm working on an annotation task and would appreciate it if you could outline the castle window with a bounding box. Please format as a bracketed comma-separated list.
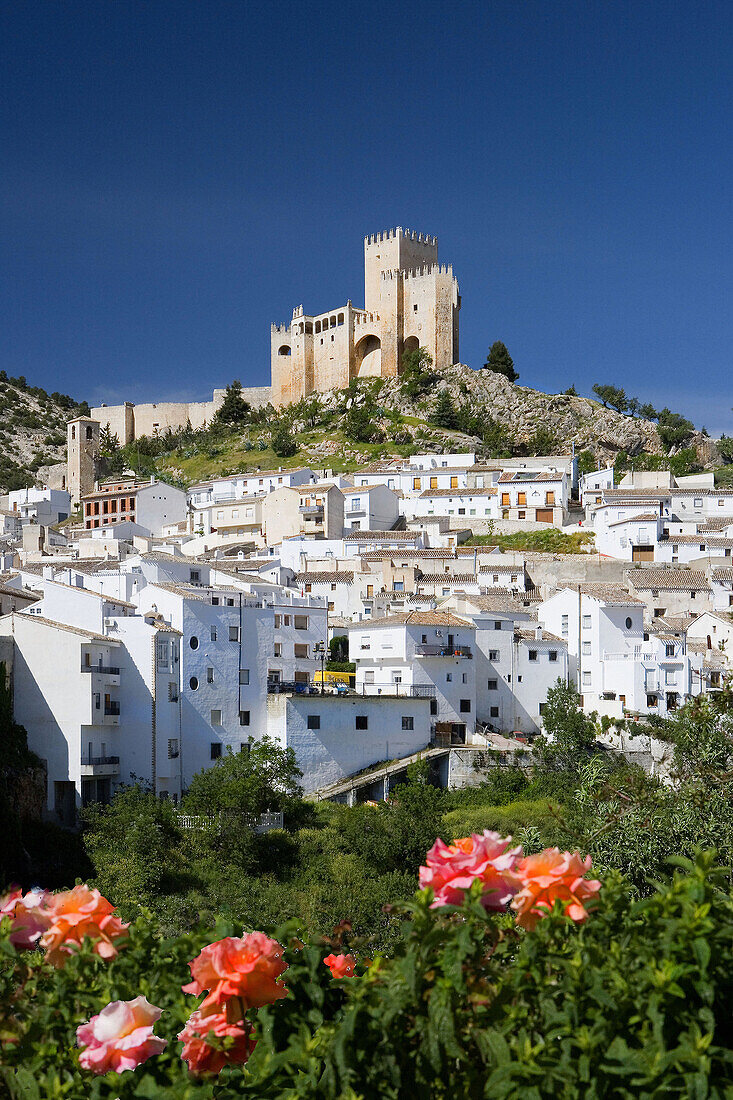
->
[330, 316, 336, 328]
[278, 345, 291, 356]
[337, 313, 344, 325]
[71, 426, 76, 439]
[86, 426, 93, 439]
[315, 321, 321, 333]
[305, 322, 313, 334]
[331, 335, 334, 342]
[414, 303, 418, 312]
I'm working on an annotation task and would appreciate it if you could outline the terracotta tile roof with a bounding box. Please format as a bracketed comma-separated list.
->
[13, 612, 122, 643]
[418, 488, 497, 498]
[296, 572, 355, 584]
[605, 512, 662, 527]
[712, 567, 733, 582]
[565, 583, 645, 605]
[346, 610, 473, 628]
[515, 628, 566, 644]
[628, 569, 709, 591]
[603, 489, 670, 501]
[698, 518, 733, 532]
[417, 573, 480, 584]
[459, 590, 535, 613]
[342, 530, 421, 541]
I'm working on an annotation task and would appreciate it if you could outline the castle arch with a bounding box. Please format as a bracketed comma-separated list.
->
[278, 345, 292, 356]
[402, 336, 420, 368]
[355, 334, 382, 378]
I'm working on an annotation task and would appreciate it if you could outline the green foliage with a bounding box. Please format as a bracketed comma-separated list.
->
[592, 383, 628, 412]
[344, 404, 383, 444]
[327, 635, 348, 663]
[399, 346, 437, 400]
[270, 424, 298, 457]
[429, 389, 458, 430]
[483, 340, 518, 382]
[717, 435, 733, 464]
[466, 529, 594, 553]
[577, 449, 597, 475]
[639, 402, 658, 420]
[526, 425, 558, 455]
[657, 407, 696, 451]
[215, 380, 252, 425]
[535, 679, 599, 771]
[183, 738, 304, 818]
[669, 446, 702, 478]
[564, 384, 577, 396]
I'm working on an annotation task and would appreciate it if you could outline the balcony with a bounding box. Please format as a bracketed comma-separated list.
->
[299, 504, 324, 515]
[410, 684, 437, 697]
[415, 644, 472, 658]
[104, 701, 120, 715]
[80, 756, 120, 777]
[82, 665, 120, 676]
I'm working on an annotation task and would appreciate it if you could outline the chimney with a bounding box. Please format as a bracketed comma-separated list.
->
[535, 625, 543, 640]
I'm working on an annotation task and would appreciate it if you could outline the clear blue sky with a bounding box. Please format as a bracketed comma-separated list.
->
[1, 1, 731, 429]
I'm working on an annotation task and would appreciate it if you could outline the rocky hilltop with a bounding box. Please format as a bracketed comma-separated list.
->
[0, 375, 88, 492]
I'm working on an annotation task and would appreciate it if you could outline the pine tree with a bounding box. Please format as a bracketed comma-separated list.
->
[483, 341, 518, 382]
[430, 389, 458, 429]
[216, 380, 251, 425]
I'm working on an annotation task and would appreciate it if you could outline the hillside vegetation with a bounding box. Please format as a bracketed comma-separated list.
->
[0, 373, 89, 492]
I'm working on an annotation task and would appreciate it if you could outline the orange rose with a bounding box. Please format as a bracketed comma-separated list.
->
[178, 1008, 256, 1077]
[511, 847, 602, 930]
[323, 952, 356, 978]
[419, 831, 523, 910]
[40, 885, 129, 967]
[183, 933, 288, 1018]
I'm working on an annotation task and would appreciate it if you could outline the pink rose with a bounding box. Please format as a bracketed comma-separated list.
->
[0, 886, 50, 949]
[76, 996, 166, 1074]
[419, 831, 523, 909]
[40, 884, 129, 967]
[511, 847, 602, 929]
[183, 933, 288, 1018]
[179, 1008, 256, 1077]
[323, 952, 356, 978]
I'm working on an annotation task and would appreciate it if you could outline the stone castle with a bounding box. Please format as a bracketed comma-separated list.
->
[85, 227, 458, 441]
[270, 227, 460, 406]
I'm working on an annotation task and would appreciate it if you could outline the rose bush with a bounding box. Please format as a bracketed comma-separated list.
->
[0, 845, 731, 1098]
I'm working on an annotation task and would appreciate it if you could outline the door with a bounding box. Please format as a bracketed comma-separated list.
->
[536, 508, 554, 522]
[632, 546, 654, 562]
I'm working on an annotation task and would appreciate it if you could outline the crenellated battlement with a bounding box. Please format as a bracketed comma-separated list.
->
[379, 263, 454, 281]
[271, 323, 290, 334]
[364, 227, 438, 246]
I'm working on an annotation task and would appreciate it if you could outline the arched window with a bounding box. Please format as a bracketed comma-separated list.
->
[71, 426, 76, 440]
[337, 313, 344, 325]
[315, 320, 321, 333]
[278, 345, 291, 356]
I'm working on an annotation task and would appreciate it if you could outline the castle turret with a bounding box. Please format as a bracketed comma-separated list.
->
[67, 416, 100, 508]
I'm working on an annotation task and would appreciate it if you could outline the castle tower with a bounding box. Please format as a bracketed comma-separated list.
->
[67, 416, 100, 508]
[363, 228, 438, 314]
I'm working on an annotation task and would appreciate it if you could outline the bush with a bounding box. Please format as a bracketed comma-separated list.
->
[442, 799, 559, 843]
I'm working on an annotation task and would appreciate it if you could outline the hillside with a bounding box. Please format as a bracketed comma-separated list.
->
[132, 364, 712, 487]
[0, 373, 89, 492]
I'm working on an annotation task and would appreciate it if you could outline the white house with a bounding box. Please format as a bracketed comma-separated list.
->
[266, 692, 431, 793]
[497, 470, 569, 525]
[402, 489, 499, 523]
[6, 487, 72, 526]
[341, 484, 400, 533]
[349, 611, 478, 744]
[187, 468, 316, 508]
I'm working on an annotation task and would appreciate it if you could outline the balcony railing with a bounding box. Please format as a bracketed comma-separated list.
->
[104, 702, 121, 716]
[299, 504, 324, 515]
[410, 684, 437, 698]
[415, 644, 472, 658]
[81, 755, 120, 766]
[82, 665, 120, 675]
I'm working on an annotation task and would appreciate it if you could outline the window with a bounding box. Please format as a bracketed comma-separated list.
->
[294, 615, 308, 630]
[204, 667, 213, 684]
[294, 643, 309, 658]
[561, 614, 569, 635]
[211, 710, 222, 726]
[239, 711, 250, 726]
[665, 643, 675, 657]
[210, 627, 217, 642]
[582, 672, 591, 686]
[190, 569, 200, 582]
[430, 699, 438, 715]
[168, 682, 178, 702]
[494, 621, 502, 631]
[430, 476, 438, 489]
[94, 692, 100, 710]
[189, 677, 199, 690]
[665, 670, 676, 686]
[366, 585, 374, 598]
[394, 581, 404, 592]
[304, 714, 321, 731]
[459, 699, 471, 713]
[228, 626, 239, 642]
[364, 670, 375, 684]
[582, 615, 591, 629]
[694, 498, 703, 508]
[413, 478, 421, 490]
[625, 617, 633, 629]
[168, 738, 179, 758]
[189, 636, 199, 650]
[156, 641, 168, 668]
[647, 694, 658, 707]
[446, 673, 452, 682]
[355, 715, 368, 730]
[528, 650, 538, 661]
[402, 716, 414, 730]
[549, 651, 558, 662]
[274, 614, 281, 628]
[490, 706, 499, 718]
[274, 642, 282, 657]
[210, 743, 222, 760]
[239, 669, 250, 685]
[488, 678, 498, 690]
[582, 641, 591, 655]
[489, 649, 499, 661]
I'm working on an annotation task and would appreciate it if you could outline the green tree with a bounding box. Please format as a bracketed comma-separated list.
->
[183, 736, 304, 818]
[345, 405, 382, 443]
[215, 380, 251, 425]
[577, 450, 597, 475]
[718, 435, 733, 464]
[639, 402, 657, 420]
[527, 426, 558, 455]
[536, 679, 598, 770]
[657, 407, 695, 451]
[592, 384, 628, 413]
[430, 389, 458, 429]
[400, 346, 437, 400]
[271, 424, 298, 457]
[483, 340, 518, 382]
[626, 397, 640, 417]
[98, 425, 120, 456]
[564, 384, 578, 396]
